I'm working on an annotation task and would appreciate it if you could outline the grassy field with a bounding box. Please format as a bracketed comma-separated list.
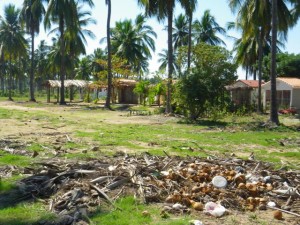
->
[0, 100, 299, 225]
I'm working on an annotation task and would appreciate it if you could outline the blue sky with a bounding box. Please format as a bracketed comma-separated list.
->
[1, 0, 299, 79]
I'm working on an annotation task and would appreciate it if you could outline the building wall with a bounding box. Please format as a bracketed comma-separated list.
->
[292, 89, 300, 112]
[262, 80, 294, 110]
[117, 86, 138, 104]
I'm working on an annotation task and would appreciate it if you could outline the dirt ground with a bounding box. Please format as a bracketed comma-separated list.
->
[0, 101, 299, 225]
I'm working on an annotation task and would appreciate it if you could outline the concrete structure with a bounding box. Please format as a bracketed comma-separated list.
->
[262, 77, 300, 112]
[225, 80, 263, 108]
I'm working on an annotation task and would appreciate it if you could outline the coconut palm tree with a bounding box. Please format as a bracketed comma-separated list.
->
[110, 15, 156, 75]
[158, 48, 179, 76]
[21, 0, 45, 102]
[0, 4, 28, 101]
[134, 14, 157, 74]
[44, 0, 94, 105]
[185, 0, 198, 71]
[137, 0, 194, 114]
[291, 0, 300, 21]
[65, 4, 95, 101]
[229, 0, 294, 122]
[172, 14, 189, 50]
[35, 40, 51, 82]
[193, 10, 226, 46]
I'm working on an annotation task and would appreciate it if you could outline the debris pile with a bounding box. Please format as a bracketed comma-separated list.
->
[1, 154, 300, 224]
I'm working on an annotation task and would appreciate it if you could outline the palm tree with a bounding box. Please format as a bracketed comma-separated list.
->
[65, 4, 95, 101]
[21, 0, 45, 102]
[158, 48, 179, 76]
[105, 0, 112, 109]
[229, 0, 294, 121]
[134, 14, 157, 74]
[0, 4, 28, 101]
[193, 10, 226, 46]
[270, 0, 279, 124]
[110, 15, 156, 74]
[291, 0, 300, 21]
[44, 0, 94, 105]
[172, 14, 189, 50]
[76, 56, 93, 80]
[35, 40, 51, 82]
[185, 0, 198, 71]
[137, 0, 193, 114]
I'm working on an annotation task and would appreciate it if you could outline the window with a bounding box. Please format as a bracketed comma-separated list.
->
[266, 90, 291, 108]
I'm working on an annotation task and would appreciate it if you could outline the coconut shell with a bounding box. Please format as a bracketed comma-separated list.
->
[266, 184, 273, 191]
[191, 201, 204, 211]
[238, 183, 246, 189]
[273, 210, 283, 220]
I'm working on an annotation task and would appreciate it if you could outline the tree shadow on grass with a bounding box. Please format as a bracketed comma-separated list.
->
[0, 186, 33, 209]
[177, 118, 228, 128]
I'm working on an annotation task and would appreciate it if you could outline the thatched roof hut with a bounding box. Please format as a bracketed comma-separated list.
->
[44, 80, 93, 88]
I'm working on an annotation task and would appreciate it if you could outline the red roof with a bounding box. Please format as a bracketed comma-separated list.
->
[239, 80, 264, 88]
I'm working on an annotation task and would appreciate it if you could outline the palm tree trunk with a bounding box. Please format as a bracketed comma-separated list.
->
[8, 54, 13, 101]
[270, 0, 279, 124]
[166, 0, 173, 114]
[0, 52, 4, 92]
[187, 13, 192, 72]
[59, 16, 66, 105]
[29, 28, 36, 102]
[257, 28, 263, 113]
[18, 55, 22, 94]
[105, 0, 112, 109]
[70, 53, 76, 102]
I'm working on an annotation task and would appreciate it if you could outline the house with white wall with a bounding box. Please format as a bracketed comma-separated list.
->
[262, 77, 300, 112]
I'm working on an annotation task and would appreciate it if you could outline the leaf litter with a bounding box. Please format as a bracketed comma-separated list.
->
[1, 151, 300, 225]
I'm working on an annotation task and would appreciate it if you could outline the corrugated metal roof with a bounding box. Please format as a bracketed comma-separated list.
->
[278, 77, 300, 88]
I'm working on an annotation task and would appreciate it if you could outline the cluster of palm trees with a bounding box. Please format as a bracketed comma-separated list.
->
[228, 0, 299, 123]
[158, 10, 226, 76]
[137, 0, 299, 124]
[0, 0, 299, 123]
[0, 0, 95, 104]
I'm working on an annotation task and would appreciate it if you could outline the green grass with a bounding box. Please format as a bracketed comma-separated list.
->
[74, 122, 300, 160]
[90, 196, 192, 225]
[0, 203, 55, 225]
[0, 152, 31, 167]
[0, 180, 15, 193]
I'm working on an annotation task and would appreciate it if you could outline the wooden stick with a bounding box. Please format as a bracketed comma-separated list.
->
[267, 206, 300, 217]
[163, 150, 171, 158]
[89, 183, 114, 206]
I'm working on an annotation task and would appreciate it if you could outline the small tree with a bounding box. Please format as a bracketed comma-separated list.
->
[175, 43, 237, 119]
[134, 80, 150, 106]
[154, 82, 166, 107]
[262, 52, 300, 79]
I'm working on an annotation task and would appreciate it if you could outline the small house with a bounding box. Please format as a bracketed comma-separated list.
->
[225, 80, 263, 107]
[114, 79, 138, 104]
[262, 77, 300, 112]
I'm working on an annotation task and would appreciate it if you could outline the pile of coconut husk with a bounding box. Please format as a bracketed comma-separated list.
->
[1, 153, 299, 224]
